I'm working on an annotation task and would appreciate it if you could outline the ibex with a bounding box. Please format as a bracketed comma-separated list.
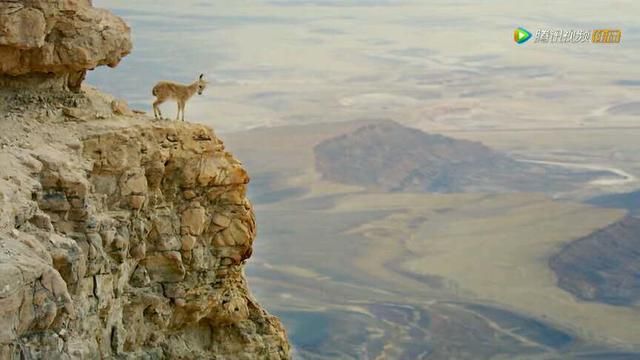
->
[152, 74, 208, 121]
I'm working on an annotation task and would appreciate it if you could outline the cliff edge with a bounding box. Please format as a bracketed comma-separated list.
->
[0, 2, 290, 359]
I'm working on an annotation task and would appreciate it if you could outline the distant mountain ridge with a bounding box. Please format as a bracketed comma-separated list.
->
[313, 120, 604, 193]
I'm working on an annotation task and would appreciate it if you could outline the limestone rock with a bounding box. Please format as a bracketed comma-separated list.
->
[0, 118, 291, 359]
[0, 0, 132, 91]
[0, 236, 74, 345]
[111, 99, 134, 116]
[181, 203, 206, 236]
[181, 235, 197, 251]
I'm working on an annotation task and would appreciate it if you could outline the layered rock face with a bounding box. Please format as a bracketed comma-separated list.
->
[0, 0, 131, 91]
[0, 116, 291, 359]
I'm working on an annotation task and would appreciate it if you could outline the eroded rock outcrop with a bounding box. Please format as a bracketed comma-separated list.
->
[0, 0, 132, 91]
[0, 112, 291, 359]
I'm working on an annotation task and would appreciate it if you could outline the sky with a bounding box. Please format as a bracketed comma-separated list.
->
[90, 0, 640, 132]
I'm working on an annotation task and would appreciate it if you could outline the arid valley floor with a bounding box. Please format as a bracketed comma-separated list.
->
[219, 120, 640, 359]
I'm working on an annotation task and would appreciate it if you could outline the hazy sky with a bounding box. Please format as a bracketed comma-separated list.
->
[90, 0, 640, 132]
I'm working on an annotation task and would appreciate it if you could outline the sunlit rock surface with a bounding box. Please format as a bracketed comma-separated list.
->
[0, 99, 291, 358]
[0, 0, 132, 91]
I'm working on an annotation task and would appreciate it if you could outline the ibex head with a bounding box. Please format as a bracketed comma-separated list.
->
[197, 73, 208, 95]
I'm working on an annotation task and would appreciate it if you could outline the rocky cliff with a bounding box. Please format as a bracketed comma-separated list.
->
[0, 1, 290, 359]
[0, 92, 291, 360]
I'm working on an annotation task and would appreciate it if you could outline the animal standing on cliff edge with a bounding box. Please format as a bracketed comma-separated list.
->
[152, 74, 208, 121]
